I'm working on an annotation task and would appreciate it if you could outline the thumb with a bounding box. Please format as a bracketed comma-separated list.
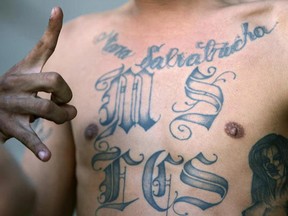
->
[24, 7, 63, 73]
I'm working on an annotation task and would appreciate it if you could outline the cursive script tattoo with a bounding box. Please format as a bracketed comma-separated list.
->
[94, 31, 134, 60]
[94, 22, 276, 142]
[136, 22, 277, 71]
[92, 22, 276, 214]
[170, 66, 236, 140]
[242, 134, 288, 216]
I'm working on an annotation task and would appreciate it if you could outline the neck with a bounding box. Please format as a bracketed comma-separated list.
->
[121, 0, 262, 31]
[129, 0, 260, 13]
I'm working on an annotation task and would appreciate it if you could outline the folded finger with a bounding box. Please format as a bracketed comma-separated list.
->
[0, 96, 76, 124]
[3, 73, 73, 104]
[15, 125, 51, 162]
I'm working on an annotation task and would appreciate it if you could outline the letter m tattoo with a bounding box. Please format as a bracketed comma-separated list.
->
[95, 65, 159, 141]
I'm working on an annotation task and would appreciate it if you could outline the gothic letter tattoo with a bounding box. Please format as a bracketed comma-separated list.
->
[142, 150, 184, 213]
[95, 65, 159, 142]
[173, 153, 228, 215]
[91, 22, 277, 215]
[142, 151, 228, 215]
[92, 143, 144, 214]
[170, 66, 236, 140]
[243, 134, 288, 216]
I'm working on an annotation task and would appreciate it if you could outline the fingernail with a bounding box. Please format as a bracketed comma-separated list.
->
[38, 151, 46, 161]
[50, 7, 56, 18]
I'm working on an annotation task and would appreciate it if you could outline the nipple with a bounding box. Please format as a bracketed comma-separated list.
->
[224, 122, 245, 139]
[84, 124, 99, 140]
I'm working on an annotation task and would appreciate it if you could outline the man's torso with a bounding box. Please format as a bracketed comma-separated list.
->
[45, 1, 288, 215]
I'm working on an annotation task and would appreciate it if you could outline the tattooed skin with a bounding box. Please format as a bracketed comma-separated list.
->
[92, 142, 228, 215]
[143, 151, 228, 215]
[91, 22, 277, 215]
[95, 65, 159, 143]
[94, 31, 134, 60]
[92, 142, 144, 215]
[170, 66, 236, 140]
[242, 134, 288, 216]
[94, 22, 276, 143]
[135, 23, 277, 71]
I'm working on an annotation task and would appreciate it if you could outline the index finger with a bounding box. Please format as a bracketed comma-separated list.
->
[23, 7, 64, 73]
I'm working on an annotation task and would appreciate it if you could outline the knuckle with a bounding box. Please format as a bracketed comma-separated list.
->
[39, 36, 56, 53]
[37, 99, 67, 124]
[18, 132, 36, 150]
[0, 94, 20, 111]
[36, 39, 45, 51]
[1, 95, 12, 108]
[47, 44, 56, 53]
[46, 72, 64, 88]
[38, 100, 55, 116]
[23, 134, 34, 147]
[0, 75, 18, 91]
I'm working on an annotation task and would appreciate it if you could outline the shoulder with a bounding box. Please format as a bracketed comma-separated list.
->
[221, 1, 288, 22]
[232, 1, 288, 57]
[271, 1, 288, 40]
[235, 1, 288, 29]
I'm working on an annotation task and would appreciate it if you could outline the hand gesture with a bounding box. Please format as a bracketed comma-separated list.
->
[0, 7, 76, 162]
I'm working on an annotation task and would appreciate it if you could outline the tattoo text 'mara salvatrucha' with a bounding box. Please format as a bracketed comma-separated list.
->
[91, 22, 278, 215]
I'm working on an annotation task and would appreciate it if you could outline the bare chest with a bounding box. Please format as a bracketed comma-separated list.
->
[67, 20, 288, 216]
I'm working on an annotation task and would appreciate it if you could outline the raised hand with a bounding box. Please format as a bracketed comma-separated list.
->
[0, 7, 77, 162]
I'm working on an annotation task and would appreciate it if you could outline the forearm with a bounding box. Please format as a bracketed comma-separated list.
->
[0, 146, 36, 216]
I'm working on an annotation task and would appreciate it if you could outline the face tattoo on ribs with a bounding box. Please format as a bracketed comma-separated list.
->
[242, 134, 288, 216]
[91, 22, 277, 215]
